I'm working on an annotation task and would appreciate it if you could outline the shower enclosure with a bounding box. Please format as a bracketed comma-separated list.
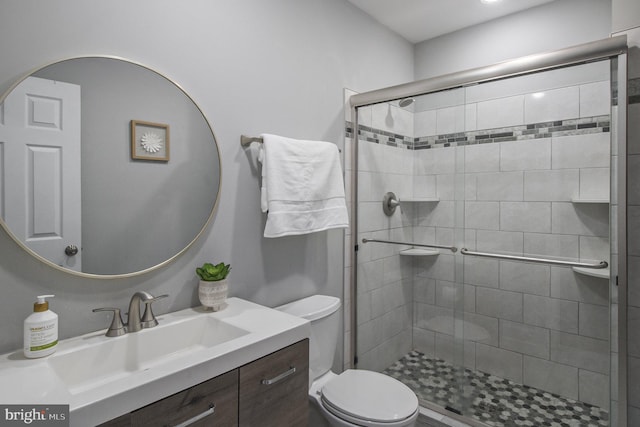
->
[348, 37, 628, 427]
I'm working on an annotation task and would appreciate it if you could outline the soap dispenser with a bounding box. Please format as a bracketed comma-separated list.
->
[23, 295, 58, 358]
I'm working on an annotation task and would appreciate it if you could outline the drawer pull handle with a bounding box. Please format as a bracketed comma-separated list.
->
[261, 366, 296, 385]
[173, 403, 215, 427]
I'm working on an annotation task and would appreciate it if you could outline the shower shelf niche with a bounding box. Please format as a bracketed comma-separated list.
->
[570, 198, 610, 204]
[399, 248, 440, 256]
[399, 197, 439, 203]
[572, 266, 610, 280]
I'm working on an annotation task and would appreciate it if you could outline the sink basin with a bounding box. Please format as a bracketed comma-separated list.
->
[49, 315, 249, 394]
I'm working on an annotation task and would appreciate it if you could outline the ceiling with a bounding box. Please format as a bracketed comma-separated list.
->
[346, 0, 557, 43]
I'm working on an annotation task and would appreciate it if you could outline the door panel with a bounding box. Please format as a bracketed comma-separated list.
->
[0, 76, 81, 271]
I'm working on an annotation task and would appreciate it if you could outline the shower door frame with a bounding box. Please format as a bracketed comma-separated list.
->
[349, 35, 629, 426]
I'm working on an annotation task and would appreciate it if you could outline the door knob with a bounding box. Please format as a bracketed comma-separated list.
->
[64, 245, 78, 256]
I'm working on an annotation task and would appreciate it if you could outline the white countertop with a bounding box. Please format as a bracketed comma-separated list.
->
[0, 298, 310, 426]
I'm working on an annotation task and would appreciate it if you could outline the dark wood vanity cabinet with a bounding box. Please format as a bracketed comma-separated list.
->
[239, 339, 309, 427]
[133, 369, 238, 426]
[97, 339, 309, 427]
[97, 370, 238, 427]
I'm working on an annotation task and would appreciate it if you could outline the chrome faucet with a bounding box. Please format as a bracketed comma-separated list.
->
[127, 291, 153, 333]
[93, 291, 168, 336]
[127, 291, 168, 332]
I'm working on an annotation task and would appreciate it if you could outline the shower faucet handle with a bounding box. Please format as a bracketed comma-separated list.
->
[383, 192, 399, 216]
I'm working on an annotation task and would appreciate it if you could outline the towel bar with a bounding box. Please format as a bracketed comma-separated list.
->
[241, 135, 341, 152]
[241, 135, 263, 147]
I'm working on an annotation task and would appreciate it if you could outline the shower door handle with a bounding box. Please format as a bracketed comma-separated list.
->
[460, 248, 608, 269]
[362, 238, 457, 253]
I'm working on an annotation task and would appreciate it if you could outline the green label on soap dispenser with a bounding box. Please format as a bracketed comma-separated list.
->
[29, 340, 58, 351]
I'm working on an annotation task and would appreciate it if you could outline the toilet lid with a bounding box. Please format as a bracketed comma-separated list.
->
[321, 370, 418, 424]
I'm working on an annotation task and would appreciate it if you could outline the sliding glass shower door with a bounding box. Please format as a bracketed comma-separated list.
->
[355, 58, 615, 427]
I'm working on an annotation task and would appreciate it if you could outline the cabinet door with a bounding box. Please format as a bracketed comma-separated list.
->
[239, 339, 309, 427]
[97, 413, 130, 427]
[132, 369, 238, 427]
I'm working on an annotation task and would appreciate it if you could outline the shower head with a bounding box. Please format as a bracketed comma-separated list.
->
[398, 97, 415, 108]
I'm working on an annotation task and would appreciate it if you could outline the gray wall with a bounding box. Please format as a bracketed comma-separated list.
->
[612, 0, 640, 32]
[0, 0, 414, 355]
[414, 0, 612, 80]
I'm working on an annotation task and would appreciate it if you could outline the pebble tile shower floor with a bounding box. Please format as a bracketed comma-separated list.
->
[384, 351, 609, 427]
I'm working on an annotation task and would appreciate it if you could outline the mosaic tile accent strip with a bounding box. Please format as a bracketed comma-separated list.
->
[345, 114, 610, 151]
[413, 116, 609, 150]
[384, 351, 609, 427]
[345, 123, 413, 148]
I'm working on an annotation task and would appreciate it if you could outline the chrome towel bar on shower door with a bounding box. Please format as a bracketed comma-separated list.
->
[460, 248, 608, 269]
[361, 238, 457, 253]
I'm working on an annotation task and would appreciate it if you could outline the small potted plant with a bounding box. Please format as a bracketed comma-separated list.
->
[196, 262, 231, 311]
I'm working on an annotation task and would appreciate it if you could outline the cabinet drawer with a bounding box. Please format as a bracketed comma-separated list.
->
[239, 339, 309, 427]
[97, 414, 130, 427]
[132, 369, 238, 427]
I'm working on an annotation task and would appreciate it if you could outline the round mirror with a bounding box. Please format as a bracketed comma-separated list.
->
[0, 56, 221, 278]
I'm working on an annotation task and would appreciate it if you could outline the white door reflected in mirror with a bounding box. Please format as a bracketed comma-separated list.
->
[0, 76, 82, 271]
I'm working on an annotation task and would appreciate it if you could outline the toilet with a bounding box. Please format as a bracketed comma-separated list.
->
[277, 295, 419, 427]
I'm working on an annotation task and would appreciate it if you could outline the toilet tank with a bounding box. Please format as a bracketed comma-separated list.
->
[276, 295, 341, 383]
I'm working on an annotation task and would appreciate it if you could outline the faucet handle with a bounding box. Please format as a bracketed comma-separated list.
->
[92, 307, 127, 337]
[140, 294, 168, 329]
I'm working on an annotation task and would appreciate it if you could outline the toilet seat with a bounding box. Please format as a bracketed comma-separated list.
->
[320, 370, 419, 426]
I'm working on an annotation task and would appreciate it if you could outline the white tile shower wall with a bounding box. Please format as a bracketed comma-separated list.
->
[524, 86, 580, 124]
[463, 61, 609, 105]
[476, 95, 525, 130]
[411, 78, 612, 409]
[414, 153, 610, 406]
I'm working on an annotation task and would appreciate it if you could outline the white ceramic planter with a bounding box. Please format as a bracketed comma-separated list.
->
[198, 279, 228, 311]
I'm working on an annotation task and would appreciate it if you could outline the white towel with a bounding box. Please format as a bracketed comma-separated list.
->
[258, 134, 349, 238]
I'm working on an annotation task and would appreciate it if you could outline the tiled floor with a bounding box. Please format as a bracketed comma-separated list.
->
[384, 351, 609, 427]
